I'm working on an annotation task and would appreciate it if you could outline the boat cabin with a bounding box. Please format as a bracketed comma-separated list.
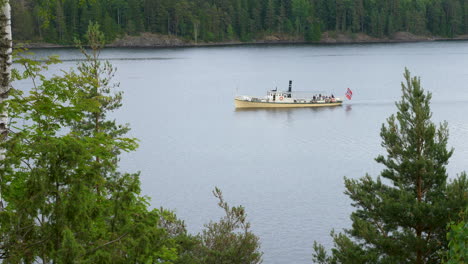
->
[267, 90, 292, 102]
[267, 80, 293, 102]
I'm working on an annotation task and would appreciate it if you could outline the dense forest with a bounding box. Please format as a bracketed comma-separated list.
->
[11, 0, 468, 44]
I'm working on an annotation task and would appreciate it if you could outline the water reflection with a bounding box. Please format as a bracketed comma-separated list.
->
[234, 106, 345, 126]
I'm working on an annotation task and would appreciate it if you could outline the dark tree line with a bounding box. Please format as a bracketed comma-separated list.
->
[10, 0, 468, 44]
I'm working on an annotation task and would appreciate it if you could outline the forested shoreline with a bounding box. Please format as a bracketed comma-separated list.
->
[11, 0, 468, 47]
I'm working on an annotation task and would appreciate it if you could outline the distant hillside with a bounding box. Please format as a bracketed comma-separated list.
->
[12, 0, 468, 46]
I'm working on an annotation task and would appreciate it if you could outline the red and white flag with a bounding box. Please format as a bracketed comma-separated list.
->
[345, 88, 353, 100]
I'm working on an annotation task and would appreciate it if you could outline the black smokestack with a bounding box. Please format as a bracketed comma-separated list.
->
[288, 80, 292, 97]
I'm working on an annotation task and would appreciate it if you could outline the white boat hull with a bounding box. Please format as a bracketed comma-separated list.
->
[234, 98, 343, 109]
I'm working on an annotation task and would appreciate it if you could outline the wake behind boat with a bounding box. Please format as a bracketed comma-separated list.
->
[234, 81, 351, 109]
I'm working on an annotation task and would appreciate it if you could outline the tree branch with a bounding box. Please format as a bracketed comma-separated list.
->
[82, 232, 129, 257]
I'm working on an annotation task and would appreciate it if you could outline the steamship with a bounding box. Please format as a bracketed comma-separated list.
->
[234, 81, 344, 109]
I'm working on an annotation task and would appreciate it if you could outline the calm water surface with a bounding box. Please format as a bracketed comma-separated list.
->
[17, 42, 468, 264]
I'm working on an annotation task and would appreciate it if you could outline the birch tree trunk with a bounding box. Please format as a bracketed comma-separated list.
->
[0, 0, 11, 148]
[0, 0, 11, 210]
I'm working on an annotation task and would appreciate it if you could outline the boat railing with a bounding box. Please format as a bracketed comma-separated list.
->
[236, 95, 342, 104]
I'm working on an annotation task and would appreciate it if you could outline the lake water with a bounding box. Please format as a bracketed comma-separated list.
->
[16, 42, 468, 264]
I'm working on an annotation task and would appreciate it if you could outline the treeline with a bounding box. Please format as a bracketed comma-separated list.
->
[11, 0, 468, 44]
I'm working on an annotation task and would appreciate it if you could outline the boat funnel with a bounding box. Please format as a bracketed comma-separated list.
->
[288, 80, 292, 93]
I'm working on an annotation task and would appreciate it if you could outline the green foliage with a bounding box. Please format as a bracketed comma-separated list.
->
[292, 0, 313, 35]
[195, 187, 262, 264]
[227, 24, 235, 40]
[305, 22, 322, 42]
[10, 0, 468, 45]
[0, 22, 262, 263]
[0, 23, 187, 263]
[312, 68, 468, 264]
[0, 15, 266, 262]
[445, 206, 468, 263]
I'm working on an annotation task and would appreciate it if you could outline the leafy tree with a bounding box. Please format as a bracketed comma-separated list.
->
[227, 23, 235, 40]
[305, 22, 321, 41]
[313, 68, 468, 264]
[444, 208, 468, 264]
[10, 0, 34, 41]
[195, 187, 262, 264]
[291, 0, 312, 35]
[0, 23, 185, 263]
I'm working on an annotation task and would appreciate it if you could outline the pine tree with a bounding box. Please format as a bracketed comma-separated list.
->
[313, 68, 468, 264]
[264, 0, 275, 32]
